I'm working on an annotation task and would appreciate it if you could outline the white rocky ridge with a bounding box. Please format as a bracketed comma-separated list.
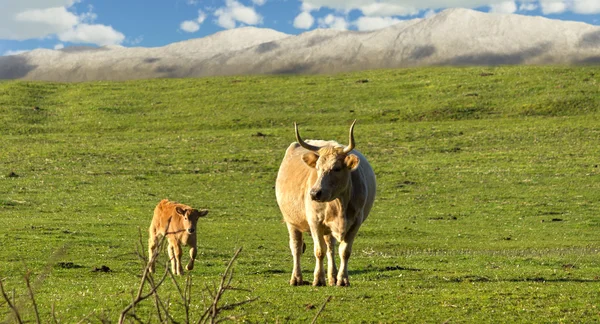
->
[1, 8, 599, 82]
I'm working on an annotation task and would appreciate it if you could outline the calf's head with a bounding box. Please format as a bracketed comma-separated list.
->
[295, 120, 360, 202]
[175, 207, 209, 234]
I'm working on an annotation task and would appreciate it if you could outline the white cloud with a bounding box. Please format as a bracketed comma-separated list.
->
[572, 0, 600, 14]
[58, 23, 125, 46]
[214, 0, 262, 29]
[0, 0, 76, 39]
[252, 0, 267, 5]
[519, 3, 538, 11]
[298, 0, 600, 17]
[180, 20, 200, 33]
[127, 35, 144, 46]
[301, 2, 319, 11]
[539, 0, 568, 14]
[13, 6, 79, 35]
[196, 10, 207, 24]
[489, 1, 517, 13]
[354, 16, 402, 31]
[3, 49, 29, 56]
[359, 3, 419, 16]
[0, 0, 126, 46]
[318, 14, 348, 30]
[294, 11, 315, 29]
[180, 10, 206, 33]
[78, 5, 98, 23]
[423, 9, 437, 18]
[54, 43, 64, 50]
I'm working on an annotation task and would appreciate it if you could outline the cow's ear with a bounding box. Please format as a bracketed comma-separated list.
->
[344, 154, 360, 171]
[175, 206, 186, 215]
[198, 209, 209, 217]
[302, 152, 319, 168]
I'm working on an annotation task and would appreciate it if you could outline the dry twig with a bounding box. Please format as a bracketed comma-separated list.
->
[0, 278, 23, 324]
[311, 296, 333, 324]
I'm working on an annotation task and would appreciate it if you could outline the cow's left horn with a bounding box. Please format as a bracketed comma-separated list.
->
[295, 122, 320, 152]
[343, 120, 356, 154]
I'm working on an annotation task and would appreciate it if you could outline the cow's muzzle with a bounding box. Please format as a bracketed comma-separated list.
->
[187, 228, 195, 234]
[310, 189, 324, 202]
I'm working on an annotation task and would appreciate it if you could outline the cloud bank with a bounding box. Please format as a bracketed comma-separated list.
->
[0, 0, 125, 46]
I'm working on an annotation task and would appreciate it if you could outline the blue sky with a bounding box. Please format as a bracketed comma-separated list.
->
[1, 0, 599, 56]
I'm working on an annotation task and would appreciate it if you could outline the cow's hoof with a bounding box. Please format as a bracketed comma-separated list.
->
[186, 264, 194, 271]
[290, 277, 303, 286]
[337, 278, 350, 287]
[312, 279, 326, 287]
[328, 277, 337, 286]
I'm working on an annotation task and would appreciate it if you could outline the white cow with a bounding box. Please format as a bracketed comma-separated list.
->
[275, 121, 376, 286]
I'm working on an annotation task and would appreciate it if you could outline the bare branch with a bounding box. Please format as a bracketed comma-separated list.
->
[0, 278, 23, 324]
[196, 247, 256, 324]
[311, 296, 332, 324]
[75, 310, 97, 324]
[51, 302, 59, 324]
[118, 218, 172, 324]
[24, 271, 41, 324]
[220, 297, 260, 311]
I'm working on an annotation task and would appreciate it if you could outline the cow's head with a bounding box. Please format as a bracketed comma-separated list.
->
[176, 207, 209, 234]
[295, 120, 360, 202]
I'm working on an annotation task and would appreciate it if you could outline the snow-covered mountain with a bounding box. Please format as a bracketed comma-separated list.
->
[1, 8, 599, 82]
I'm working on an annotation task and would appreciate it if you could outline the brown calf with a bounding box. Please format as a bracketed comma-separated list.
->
[148, 199, 208, 275]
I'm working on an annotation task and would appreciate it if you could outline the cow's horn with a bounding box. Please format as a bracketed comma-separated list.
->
[294, 122, 320, 152]
[343, 120, 356, 154]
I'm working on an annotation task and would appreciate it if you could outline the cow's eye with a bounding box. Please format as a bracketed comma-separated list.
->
[332, 166, 342, 172]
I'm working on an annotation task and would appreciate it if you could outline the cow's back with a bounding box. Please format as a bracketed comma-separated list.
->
[152, 199, 186, 234]
[349, 149, 376, 222]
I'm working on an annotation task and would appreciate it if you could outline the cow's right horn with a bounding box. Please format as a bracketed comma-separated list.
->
[342, 120, 356, 154]
[294, 122, 320, 152]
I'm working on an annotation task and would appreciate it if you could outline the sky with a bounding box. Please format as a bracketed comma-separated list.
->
[1, 0, 599, 56]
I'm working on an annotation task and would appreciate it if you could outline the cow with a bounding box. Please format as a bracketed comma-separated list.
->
[275, 120, 376, 286]
[148, 199, 208, 275]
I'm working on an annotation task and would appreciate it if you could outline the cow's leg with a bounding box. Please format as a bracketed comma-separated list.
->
[324, 234, 337, 286]
[310, 228, 327, 287]
[148, 227, 157, 273]
[337, 224, 360, 287]
[287, 223, 304, 286]
[186, 241, 197, 271]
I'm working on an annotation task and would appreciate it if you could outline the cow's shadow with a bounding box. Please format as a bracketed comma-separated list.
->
[349, 265, 422, 275]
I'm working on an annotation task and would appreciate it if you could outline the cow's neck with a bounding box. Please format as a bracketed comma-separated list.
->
[322, 180, 353, 239]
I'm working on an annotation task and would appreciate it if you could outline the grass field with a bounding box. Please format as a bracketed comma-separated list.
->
[1, 66, 600, 323]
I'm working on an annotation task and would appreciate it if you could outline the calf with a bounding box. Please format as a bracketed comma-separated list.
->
[148, 199, 208, 275]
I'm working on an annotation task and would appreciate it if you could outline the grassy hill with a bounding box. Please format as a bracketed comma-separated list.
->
[1, 66, 600, 322]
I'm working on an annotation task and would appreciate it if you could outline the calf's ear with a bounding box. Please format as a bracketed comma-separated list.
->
[199, 209, 209, 217]
[344, 154, 360, 171]
[302, 152, 319, 168]
[175, 206, 186, 215]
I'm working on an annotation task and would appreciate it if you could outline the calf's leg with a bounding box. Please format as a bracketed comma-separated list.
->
[171, 240, 183, 275]
[168, 242, 177, 275]
[148, 226, 157, 272]
[186, 243, 197, 271]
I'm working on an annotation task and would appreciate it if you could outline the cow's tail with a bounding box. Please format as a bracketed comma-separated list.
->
[302, 242, 306, 254]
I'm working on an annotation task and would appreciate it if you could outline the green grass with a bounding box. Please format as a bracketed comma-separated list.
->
[1, 66, 600, 322]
